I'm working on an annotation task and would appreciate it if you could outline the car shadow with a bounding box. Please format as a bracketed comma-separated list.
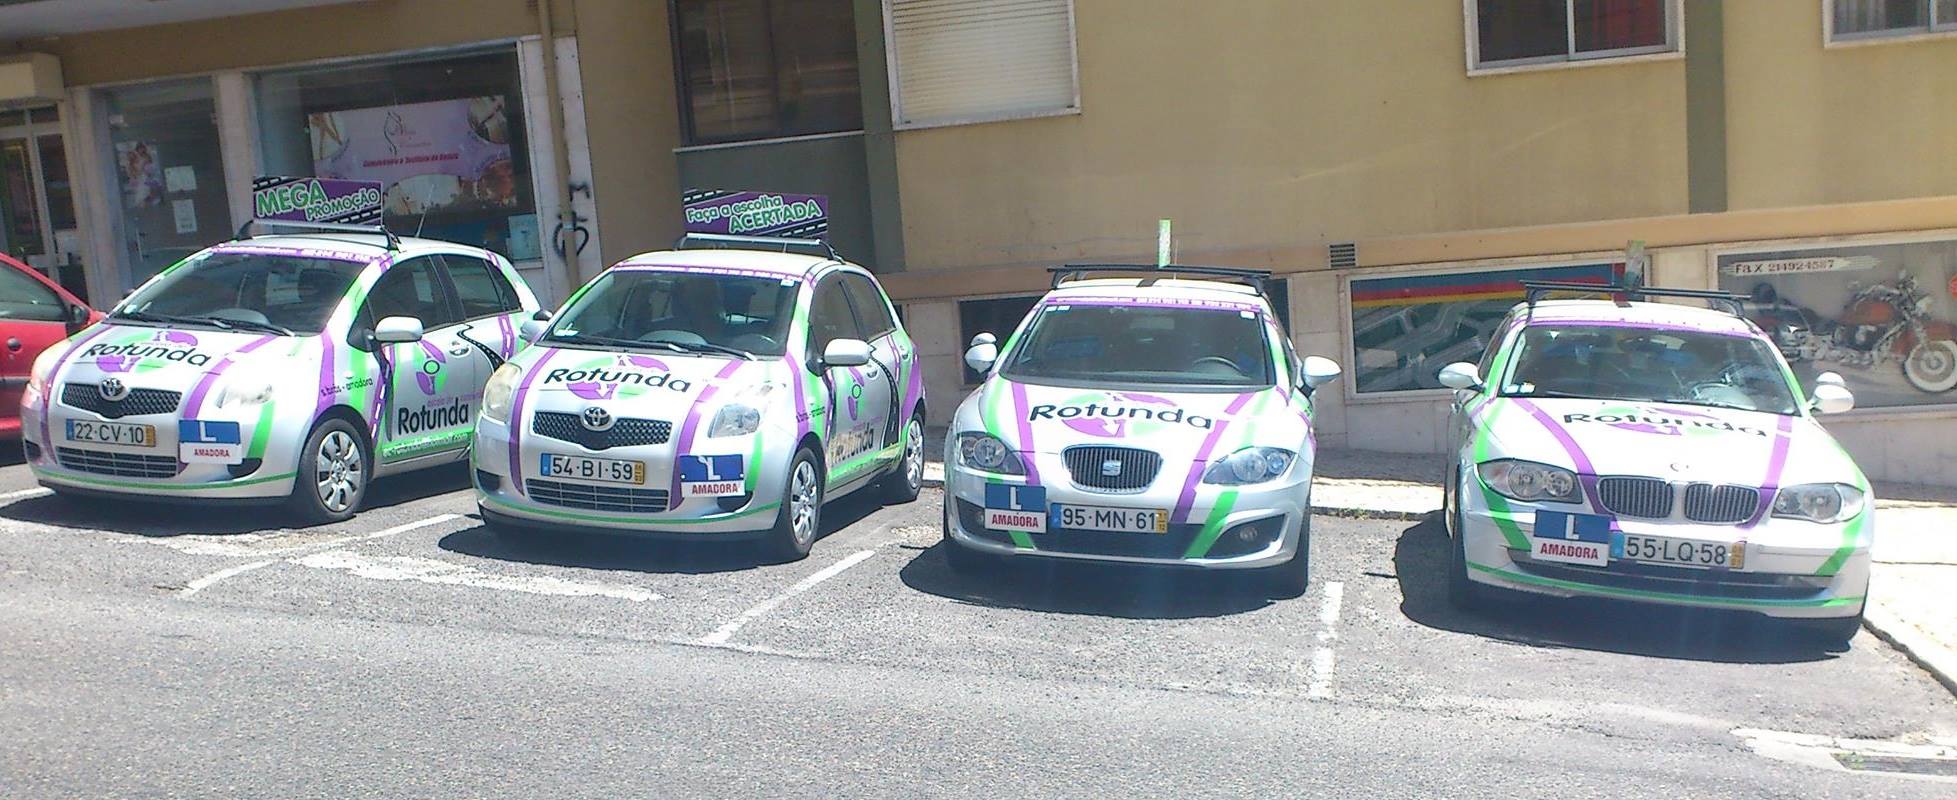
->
[1391, 515, 1844, 663]
[0, 462, 474, 538]
[898, 541, 1281, 620]
[439, 486, 886, 575]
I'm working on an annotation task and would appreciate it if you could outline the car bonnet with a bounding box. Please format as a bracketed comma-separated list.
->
[974, 377, 1308, 461]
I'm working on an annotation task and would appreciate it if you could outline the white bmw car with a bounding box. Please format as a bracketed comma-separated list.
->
[1439, 283, 1871, 643]
[940, 266, 1341, 596]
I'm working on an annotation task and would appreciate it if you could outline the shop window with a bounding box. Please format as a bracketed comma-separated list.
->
[442, 255, 522, 319]
[99, 78, 234, 286]
[1829, 0, 1957, 40]
[673, 0, 864, 145]
[958, 295, 1039, 383]
[1718, 239, 1957, 408]
[1348, 262, 1621, 394]
[1471, 0, 1676, 69]
[887, 0, 1079, 128]
[255, 49, 539, 263]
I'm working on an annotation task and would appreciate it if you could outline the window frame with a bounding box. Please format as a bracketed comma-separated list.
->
[837, 271, 898, 341]
[355, 255, 464, 342]
[806, 272, 867, 366]
[1464, 0, 1683, 75]
[1823, 0, 1957, 46]
[438, 253, 523, 322]
[667, 0, 868, 146]
[882, 0, 1084, 131]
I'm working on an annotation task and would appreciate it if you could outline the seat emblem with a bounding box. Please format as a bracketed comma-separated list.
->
[580, 406, 614, 432]
[1101, 458, 1123, 477]
[99, 378, 129, 401]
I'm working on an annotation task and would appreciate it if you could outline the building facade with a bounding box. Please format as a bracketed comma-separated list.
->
[2, 0, 1955, 484]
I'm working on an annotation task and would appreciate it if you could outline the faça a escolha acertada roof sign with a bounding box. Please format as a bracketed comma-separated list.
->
[682, 188, 828, 239]
[252, 176, 384, 227]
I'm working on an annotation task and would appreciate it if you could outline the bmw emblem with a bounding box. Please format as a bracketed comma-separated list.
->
[98, 378, 129, 401]
[1101, 459, 1123, 477]
[580, 406, 614, 432]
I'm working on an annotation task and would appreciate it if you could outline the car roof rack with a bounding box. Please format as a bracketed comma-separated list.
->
[673, 232, 840, 262]
[1051, 264, 1274, 297]
[233, 219, 401, 251]
[1520, 280, 1749, 316]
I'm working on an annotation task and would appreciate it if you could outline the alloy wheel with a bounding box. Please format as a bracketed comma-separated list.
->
[315, 430, 363, 513]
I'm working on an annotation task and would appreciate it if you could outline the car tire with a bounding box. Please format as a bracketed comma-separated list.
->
[1803, 608, 1865, 647]
[1263, 514, 1312, 599]
[288, 418, 369, 525]
[760, 448, 823, 563]
[879, 413, 926, 505]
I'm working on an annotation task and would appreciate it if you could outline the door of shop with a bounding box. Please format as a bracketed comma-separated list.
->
[0, 106, 86, 305]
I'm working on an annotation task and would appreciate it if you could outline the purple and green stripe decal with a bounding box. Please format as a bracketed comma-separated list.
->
[667, 360, 747, 509]
[506, 348, 564, 496]
[37, 325, 115, 450]
[1181, 391, 1270, 559]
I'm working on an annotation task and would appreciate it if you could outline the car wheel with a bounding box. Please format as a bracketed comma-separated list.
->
[1263, 513, 1312, 599]
[1802, 608, 1865, 647]
[288, 418, 368, 525]
[880, 413, 926, 505]
[761, 448, 823, 562]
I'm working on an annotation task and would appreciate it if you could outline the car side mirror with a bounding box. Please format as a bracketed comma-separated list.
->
[64, 304, 90, 334]
[965, 332, 999, 374]
[822, 338, 873, 368]
[372, 315, 425, 345]
[532, 309, 553, 322]
[1814, 371, 1848, 389]
[1811, 382, 1855, 415]
[1438, 361, 1483, 391]
[518, 319, 547, 343]
[1300, 355, 1342, 391]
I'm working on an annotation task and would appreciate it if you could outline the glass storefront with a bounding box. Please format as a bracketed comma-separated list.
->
[254, 48, 540, 262]
[99, 79, 234, 286]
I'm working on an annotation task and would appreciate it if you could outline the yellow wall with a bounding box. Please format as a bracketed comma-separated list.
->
[1723, 0, 1957, 210]
[570, 0, 685, 267]
[893, 0, 1689, 272]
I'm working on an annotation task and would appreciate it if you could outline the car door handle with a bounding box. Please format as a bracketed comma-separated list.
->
[5, 338, 19, 352]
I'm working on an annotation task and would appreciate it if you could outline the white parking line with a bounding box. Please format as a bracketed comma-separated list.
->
[180, 560, 277, 597]
[1307, 581, 1345, 699]
[136, 513, 464, 559]
[292, 550, 661, 601]
[698, 549, 878, 647]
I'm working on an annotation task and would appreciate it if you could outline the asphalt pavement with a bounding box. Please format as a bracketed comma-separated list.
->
[1, 455, 1954, 798]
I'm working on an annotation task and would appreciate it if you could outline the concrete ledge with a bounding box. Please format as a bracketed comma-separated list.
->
[1864, 603, 1957, 698]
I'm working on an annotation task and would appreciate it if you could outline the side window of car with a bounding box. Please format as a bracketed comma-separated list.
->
[1477, 315, 1515, 385]
[839, 273, 897, 340]
[0, 266, 67, 322]
[360, 257, 459, 333]
[808, 276, 863, 361]
[441, 255, 522, 319]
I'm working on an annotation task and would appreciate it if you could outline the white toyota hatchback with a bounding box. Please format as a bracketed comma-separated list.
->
[940, 266, 1341, 596]
[1439, 282, 1871, 643]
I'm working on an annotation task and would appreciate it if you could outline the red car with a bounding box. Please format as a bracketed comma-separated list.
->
[0, 254, 96, 439]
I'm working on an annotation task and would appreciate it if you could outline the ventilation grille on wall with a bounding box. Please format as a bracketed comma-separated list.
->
[1328, 242, 1358, 269]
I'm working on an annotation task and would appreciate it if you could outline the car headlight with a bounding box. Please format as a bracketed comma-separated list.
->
[1477, 459, 1581, 503]
[1771, 483, 1865, 524]
[480, 363, 522, 424]
[215, 377, 276, 408]
[23, 346, 60, 400]
[1202, 447, 1296, 485]
[955, 432, 1025, 475]
[708, 384, 775, 438]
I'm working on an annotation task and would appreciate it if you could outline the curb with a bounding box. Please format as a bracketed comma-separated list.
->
[1312, 505, 1439, 522]
[1863, 603, 1957, 698]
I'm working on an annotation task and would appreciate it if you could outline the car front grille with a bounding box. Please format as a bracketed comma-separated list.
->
[1682, 484, 1760, 524]
[524, 479, 671, 513]
[1062, 446, 1162, 493]
[61, 383, 181, 419]
[531, 412, 672, 451]
[1597, 477, 1674, 519]
[55, 446, 180, 478]
[1510, 555, 1830, 601]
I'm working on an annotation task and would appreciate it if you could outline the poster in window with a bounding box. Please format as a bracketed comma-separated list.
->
[1348, 263, 1621, 393]
[308, 96, 516, 217]
[114, 141, 164, 208]
[1720, 240, 1957, 408]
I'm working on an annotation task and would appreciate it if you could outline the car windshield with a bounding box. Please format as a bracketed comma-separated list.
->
[1001, 303, 1274, 389]
[113, 250, 367, 335]
[1501, 324, 1800, 414]
[545, 269, 798, 357]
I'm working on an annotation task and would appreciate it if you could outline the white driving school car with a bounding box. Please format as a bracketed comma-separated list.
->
[1439, 282, 1871, 642]
[23, 226, 542, 523]
[940, 265, 1341, 595]
[471, 235, 926, 561]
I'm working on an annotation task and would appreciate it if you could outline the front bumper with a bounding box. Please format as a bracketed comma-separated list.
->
[1456, 489, 1870, 619]
[941, 448, 1310, 569]
[470, 414, 787, 535]
[21, 395, 297, 500]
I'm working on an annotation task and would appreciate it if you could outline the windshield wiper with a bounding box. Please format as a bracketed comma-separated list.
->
[109, 310, 204, 327]
[198, 316, 294, 336]
[546, 332, 646, 350]
[1502, 388, 1613, 401]
[647, 340, 754, 360]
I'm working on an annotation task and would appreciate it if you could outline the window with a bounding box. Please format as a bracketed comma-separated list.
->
[887, 0, 1079, 128]
[1471, 0, 1676, 69]
[839, 273, 897, 339]
[361, 257, 459, 331]
[117, 251, 365, 335]
[0, 266, 65, 322]
[99, 78, 235, 285]
[1718, 239, 1957, 409]
[1348, 262, 1622, 394]
[808, 276, 864, 360]
[545, 270, 798, 356]
[958, 295, 1039, 383]
[1829, 0, 1957, 40]
[1002, 304, 1275, 390]
[673, 0, 864, 145]
[442, 255, 521, 319]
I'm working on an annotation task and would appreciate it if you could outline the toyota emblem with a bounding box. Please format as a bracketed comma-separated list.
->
[580, 406, 614, 431]
[98, 378, 129, 401]
[1101, 459, 1123, 477]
